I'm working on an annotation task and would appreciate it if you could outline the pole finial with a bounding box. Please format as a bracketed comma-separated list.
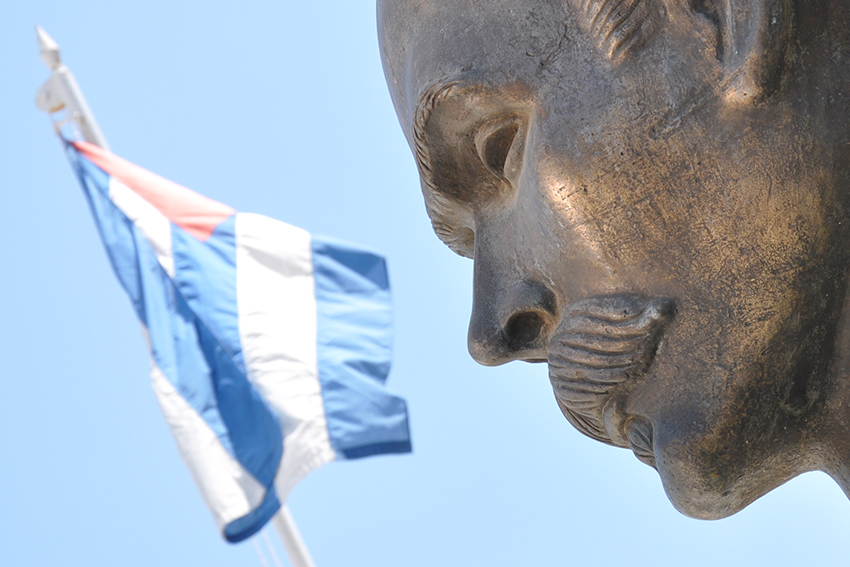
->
[36, 26, 61, 70]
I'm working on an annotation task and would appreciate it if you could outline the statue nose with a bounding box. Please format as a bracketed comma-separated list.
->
[468, 278, 557, 366]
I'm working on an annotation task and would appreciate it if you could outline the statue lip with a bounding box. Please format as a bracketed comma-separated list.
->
[547, 295, 674, 447]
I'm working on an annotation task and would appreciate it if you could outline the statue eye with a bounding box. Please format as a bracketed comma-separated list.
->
[475, 117, 522, 182]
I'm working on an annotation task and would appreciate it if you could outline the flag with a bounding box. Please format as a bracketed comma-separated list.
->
[64, 139, 412, 543]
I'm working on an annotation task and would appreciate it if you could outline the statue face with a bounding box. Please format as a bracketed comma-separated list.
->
[379, 0, 850, 518]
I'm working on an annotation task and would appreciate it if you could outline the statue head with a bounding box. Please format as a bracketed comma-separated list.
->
[379, 0, 850, 519]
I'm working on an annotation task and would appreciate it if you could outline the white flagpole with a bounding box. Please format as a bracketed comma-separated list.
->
[35, 26, 109, 150]
[272, 507, 317, 567]
[34, 27, 319, 567]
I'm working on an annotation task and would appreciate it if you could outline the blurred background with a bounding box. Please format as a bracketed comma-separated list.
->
[2, 1, 849, 565]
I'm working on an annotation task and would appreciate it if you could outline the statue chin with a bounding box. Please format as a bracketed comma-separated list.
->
[379, 0, 850, 516]
[661, 480, 756, 521]
[655, 445, 794, 520]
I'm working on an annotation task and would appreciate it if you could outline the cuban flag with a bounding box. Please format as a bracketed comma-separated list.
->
[65, 139, 412, 543]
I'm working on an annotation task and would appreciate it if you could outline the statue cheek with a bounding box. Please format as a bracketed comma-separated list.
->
[521, 154, 625, 285]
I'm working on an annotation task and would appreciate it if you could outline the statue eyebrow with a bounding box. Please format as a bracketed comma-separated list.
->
[576, 0, 663, 61]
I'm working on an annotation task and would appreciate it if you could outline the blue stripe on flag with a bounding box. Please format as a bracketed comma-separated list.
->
[223, 485, 281, 543]
[312, 236, 412, 459]
[67, 145, 282, 542]
[172, 221, 281, 492]
[172, 220, 245, 374]
[70, 149, 150, 322]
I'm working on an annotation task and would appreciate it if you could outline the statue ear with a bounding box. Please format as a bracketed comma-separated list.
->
[689, 0, 793, 103]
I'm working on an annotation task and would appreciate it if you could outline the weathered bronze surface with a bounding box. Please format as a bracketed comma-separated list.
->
[378, 0, 850, 518]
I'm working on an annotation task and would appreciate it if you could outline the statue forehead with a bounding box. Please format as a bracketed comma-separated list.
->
[378, 0, 567, 140]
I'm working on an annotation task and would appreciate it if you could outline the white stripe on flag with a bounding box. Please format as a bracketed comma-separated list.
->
[235, 213, 336, 499]
[108, 177, 175, 277]
[149, 356, 267, 529]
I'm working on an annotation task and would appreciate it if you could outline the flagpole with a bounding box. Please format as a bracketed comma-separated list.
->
[34, 27, 319, 566]
[35, 26, 109, 150]
[272, 507, 317, 567]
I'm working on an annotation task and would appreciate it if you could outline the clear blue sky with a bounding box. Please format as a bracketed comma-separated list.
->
[2, 1, 849, 566]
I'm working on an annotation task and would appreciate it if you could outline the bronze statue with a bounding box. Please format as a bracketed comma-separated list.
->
[378, 0, 850, 518]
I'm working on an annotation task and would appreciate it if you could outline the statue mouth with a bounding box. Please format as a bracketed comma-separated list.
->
[547, 294, 675, 448]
